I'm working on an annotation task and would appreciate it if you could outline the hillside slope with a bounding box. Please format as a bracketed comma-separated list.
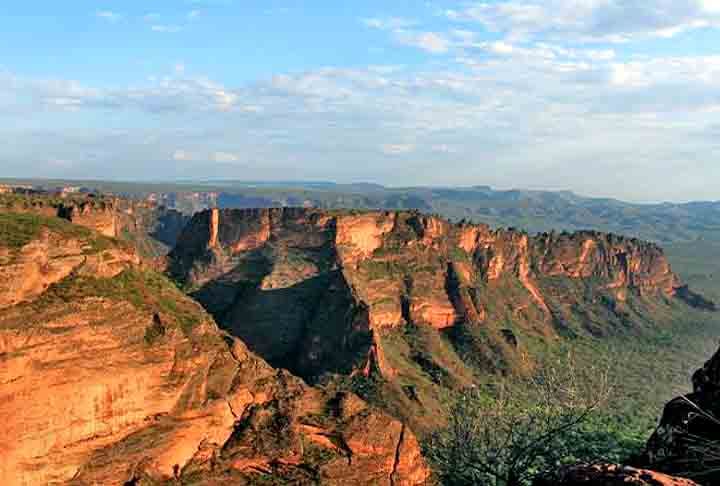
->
[0, 213, 429, 486]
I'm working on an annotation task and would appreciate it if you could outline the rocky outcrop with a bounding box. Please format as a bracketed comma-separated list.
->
[0, 192, 191, 258]
[0, 215, 139, 309]
[171, 210, 695, 326]
[0, 214, 429, 486]
[645, 344, 720, 482]
[537, 464, 699, 486]
[57, 199, 119, 237]
[169, 209, 704, 368]
[165, 208, 711, 432]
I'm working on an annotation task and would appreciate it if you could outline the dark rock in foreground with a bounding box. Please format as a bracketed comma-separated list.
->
[646, 343, 720, 483]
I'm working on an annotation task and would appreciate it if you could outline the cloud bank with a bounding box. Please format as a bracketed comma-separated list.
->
[2, 0, 720, 202]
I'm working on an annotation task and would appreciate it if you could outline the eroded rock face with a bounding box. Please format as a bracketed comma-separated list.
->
[537, 464, 699, 486]
[645, 344, 720, 482]
[0, 228, 139, 309]
[166, 208, 713, 435]
[0, 281, 428, 484]
[0, 193, 191, 259]
[168, 209, 706, 379]
[57, 200, 119, 237]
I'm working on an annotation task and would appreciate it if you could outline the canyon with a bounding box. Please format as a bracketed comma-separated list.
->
[167, 207, 713, 432]
[1, 193, 717, 485]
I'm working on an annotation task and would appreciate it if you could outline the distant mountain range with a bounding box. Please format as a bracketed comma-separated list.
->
[5, 178, 718, 243]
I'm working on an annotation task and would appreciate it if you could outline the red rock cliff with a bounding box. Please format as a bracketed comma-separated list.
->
[168, 208, 706, 388]
[0, 213, 430, 486]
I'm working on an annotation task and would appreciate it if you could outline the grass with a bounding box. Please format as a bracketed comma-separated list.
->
[0, 212, 42, 248]
[0, 212, 124, 255]
[34, 269, 207, 336]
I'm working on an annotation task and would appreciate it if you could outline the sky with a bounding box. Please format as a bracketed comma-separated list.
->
[2, 1, 720, 202]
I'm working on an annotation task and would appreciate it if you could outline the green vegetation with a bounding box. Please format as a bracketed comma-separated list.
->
[417, 240, 720, 485]
[666, 239, 720, 302]
[35, 269, 206, 336]
[0, 212, 42, 248]
[0, 212, 123, 254]
[425, 354, 614, 486]
[448, 247, 470, 262]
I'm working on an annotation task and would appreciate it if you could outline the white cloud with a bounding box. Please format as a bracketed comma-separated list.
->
[47, 158, 73, 168]
[96, 11, 122, 23]
[5, 40, 720, 200]
[395, 31, 450, 54]
[173, 150, 192, 161]
[213, 151, 240, 162]
[362, 17, 417, 30]
[432, 144, 458, 154]
[171, 150, 240, 163]
[381, 143, 415, 155]
[445, 0, 720, 43]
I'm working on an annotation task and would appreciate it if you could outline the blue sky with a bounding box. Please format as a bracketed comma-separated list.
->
[2, 1, 720, 201]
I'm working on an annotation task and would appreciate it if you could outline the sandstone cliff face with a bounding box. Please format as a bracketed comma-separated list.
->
[167, 208, 710, 432]
[0, 214, 429, 486]
[0, 193, 191, 259]
[115, 201, 190, 258]
[0, 214, 139, 309]
[172, 210, 691, 328]
[57, 199, 119, 237]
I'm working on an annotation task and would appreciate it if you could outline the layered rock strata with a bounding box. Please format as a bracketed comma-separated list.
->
[169, 208, 708, 383]
[0, 213, 429, 486]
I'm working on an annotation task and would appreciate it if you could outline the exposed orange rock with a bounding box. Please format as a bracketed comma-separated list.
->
[458, 225, 484, 253]
[208, 207, 220, 248]
[169, 209, 709, 378]
[63, 202, 119, 237]
[410, 296, 457, 329]
[336, 212, 395, 263]
[167, 208, 712, 434]
[0, 229, 138, 309]
[1, 192, 190, 260]
[0, 212, 430, 486]
[535, 231, 682, 296]
[232, 213, 271, 253]
[362, 332, 398, 379]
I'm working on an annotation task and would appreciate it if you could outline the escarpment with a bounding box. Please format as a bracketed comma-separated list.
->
[0, 212, 430, 486]
[0, 193, 123, 238]
[168, 208, 712, 425]
[0, 192, 190, 258]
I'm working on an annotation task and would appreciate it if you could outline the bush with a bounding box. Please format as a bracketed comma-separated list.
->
[424, 353, 614, 486]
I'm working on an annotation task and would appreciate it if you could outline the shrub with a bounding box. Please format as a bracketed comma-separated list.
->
[424, 353, 613, 486]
